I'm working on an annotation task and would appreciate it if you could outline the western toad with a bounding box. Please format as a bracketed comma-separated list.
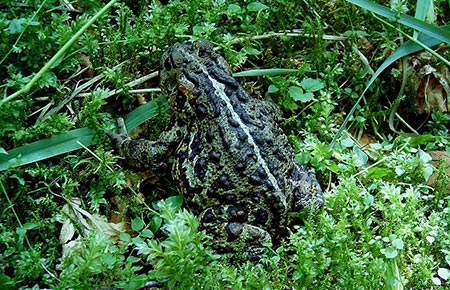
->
[108, 40, 323, 260]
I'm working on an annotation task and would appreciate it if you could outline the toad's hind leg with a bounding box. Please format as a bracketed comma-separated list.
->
[200, 207, 272, 261]
[201, 219, 272, 261]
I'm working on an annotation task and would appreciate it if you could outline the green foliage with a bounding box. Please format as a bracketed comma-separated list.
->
[57, 233, 147, 289]
[136, 197, 218, 288]
[0, 146, 129, 288]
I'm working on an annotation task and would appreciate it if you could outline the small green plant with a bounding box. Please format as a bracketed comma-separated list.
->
[133, 197, 217, 288]
[57, 233, 148, 289]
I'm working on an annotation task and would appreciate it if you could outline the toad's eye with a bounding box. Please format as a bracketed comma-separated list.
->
[170, 49, 188, 68]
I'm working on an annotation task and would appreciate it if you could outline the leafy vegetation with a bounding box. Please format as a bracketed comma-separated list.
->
[1, 0, 449, 289]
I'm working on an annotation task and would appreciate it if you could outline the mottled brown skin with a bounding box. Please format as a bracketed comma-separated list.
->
[109, 40, 323, 260]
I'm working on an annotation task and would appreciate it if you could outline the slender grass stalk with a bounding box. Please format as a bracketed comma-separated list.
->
[0, 0, 49, 66]
[0, 0, 118, 106]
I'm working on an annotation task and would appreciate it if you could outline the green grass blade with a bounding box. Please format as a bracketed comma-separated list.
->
[123, 97, 167, 130]
[346, 0, 450, 43]
[414, 0, 432, 22]
[330, 26, 450, 149]
[233, 68, 299, 77]
[0, 100, 160, 171]
[0, 128, 96, 171]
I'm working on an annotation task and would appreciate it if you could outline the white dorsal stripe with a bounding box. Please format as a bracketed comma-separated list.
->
[203, 67, 287, 208]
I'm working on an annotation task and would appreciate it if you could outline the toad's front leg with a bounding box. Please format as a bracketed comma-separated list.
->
[106, 117, 181, 170]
